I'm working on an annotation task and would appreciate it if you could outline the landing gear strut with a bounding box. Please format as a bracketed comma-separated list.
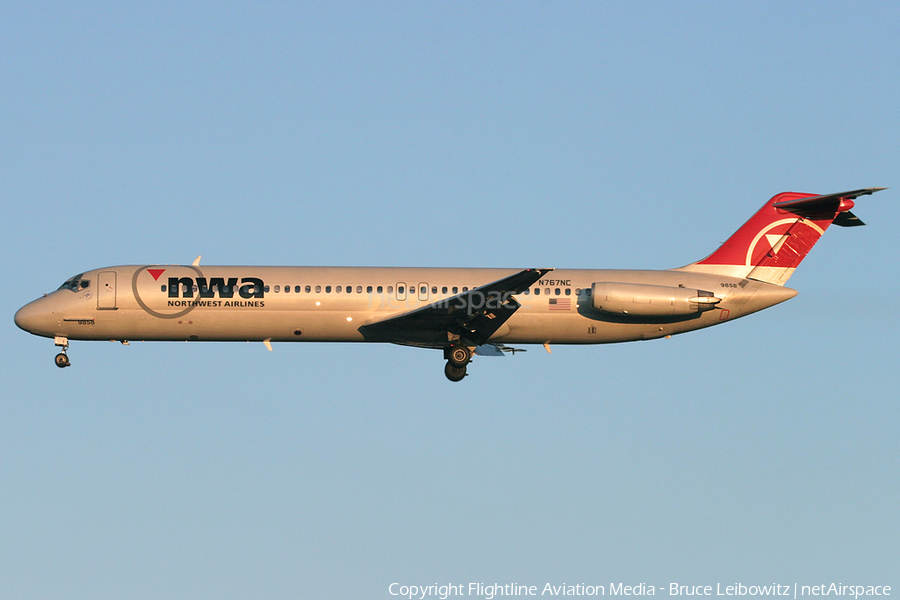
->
[444, 345, 473, 382]
[54, 336, 71, 368]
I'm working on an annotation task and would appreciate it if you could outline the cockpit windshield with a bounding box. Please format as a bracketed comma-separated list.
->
[58, 274, 90, 292]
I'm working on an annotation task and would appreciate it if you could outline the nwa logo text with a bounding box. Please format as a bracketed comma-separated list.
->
[167, 276, 266, 299]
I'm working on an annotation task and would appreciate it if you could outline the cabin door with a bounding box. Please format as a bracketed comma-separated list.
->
[97, 271, 117, 310]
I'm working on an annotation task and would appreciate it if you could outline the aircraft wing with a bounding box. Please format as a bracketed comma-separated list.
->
[358, 268, 552, 348]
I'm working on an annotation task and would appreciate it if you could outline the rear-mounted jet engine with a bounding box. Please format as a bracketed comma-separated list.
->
[591, 282, 721, 317]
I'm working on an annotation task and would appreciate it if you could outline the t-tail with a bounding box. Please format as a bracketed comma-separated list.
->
[677, 188, 885, 285]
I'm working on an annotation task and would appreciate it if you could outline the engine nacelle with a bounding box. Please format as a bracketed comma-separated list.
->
[591, 282, 720, 317]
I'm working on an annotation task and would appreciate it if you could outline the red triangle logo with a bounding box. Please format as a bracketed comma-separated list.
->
[147, 268, 166, 281]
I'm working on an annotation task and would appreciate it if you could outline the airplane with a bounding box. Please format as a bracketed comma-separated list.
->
[15, 188, 883, 381]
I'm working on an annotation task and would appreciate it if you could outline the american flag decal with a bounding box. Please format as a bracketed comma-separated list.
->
[548, 298, 571, 310]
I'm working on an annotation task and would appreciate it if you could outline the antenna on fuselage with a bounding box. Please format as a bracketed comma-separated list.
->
[192, 255, 201, 266]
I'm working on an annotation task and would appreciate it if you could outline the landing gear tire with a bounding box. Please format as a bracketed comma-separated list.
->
[54, 353, 71, 368]
[447, 345, 472, 367]
[445, 362, 467, 382]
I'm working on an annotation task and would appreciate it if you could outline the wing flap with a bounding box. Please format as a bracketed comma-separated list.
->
[474, 343, 528, 356]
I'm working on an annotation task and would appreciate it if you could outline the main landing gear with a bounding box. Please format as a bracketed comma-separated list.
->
[54, 336, 71, 368]
[444, 345, 472, 382]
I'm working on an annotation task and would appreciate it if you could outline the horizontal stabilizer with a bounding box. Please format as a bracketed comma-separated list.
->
[774, 188, 884, 226]
[833, 210, 865, 227]
[773, 187, 885, 213]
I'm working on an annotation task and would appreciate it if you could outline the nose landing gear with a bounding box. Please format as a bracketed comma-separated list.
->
[54, 336, 71, 368]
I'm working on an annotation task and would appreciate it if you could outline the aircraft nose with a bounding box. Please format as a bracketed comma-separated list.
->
[15, 298, 52, 334]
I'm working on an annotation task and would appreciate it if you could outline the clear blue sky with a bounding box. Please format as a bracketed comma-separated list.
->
[2, 2, 898, 598]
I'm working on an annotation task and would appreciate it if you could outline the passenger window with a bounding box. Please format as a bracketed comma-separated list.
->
[367, 286, 373, 293]
[398, 286, 405, 294]
[387, 286, 393, 294]
[325, 286, 331, 293]
[555, 288, 560, 295]
[377, 286, 383, 293]
[315, 285, 321, 293]
[565, 288, 571, 295]
[442, 286, 448, 294]
[336, 285, 342, 293]
[275, 285, 281, 293]
[295, 285, 301, 293]
[535, 288, 541, 295]
[357, 286, 363, 293]
[452, 287, 458, 294]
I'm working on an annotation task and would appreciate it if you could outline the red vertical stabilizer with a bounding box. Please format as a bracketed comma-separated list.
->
[677, 188, 882, 285]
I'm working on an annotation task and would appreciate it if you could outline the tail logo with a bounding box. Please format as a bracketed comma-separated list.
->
[745, 218, 825, 266]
